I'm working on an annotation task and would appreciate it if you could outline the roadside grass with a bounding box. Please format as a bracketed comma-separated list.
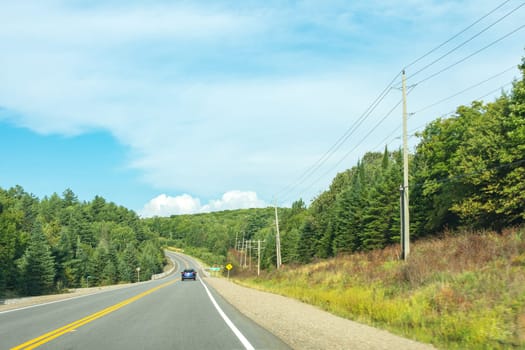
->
[235, 227, 525, 349]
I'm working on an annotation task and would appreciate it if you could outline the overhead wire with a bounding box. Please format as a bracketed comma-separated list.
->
[414, 23, 525, 86]
[371, 5, 525, 155]
[291, 86, 416, 203]
[275, 71, 402, 203]
[403, 0, 513, 70]
[372, 79, 516, 152]
[406, 1, 525, 81]
[412, 65, 517, 115]
[373, 2, 524, 151]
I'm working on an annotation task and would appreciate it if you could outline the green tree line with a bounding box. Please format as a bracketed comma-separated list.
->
[144, 208, 275, 265]
[0, 187, 164, 297]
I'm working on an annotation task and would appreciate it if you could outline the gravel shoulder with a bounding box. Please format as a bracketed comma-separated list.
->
[205, 276, 436, 350]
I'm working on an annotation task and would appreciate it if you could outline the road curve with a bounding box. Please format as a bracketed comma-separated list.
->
[0, 253, 290, 350]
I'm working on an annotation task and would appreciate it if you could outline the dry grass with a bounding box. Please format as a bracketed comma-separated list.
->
[237, 227, 525, 349]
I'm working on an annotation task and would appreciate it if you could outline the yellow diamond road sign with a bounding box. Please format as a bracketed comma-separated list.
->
[226, 263, 233, 270]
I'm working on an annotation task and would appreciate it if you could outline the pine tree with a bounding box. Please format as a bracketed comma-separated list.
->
[17, 222, 56, 295]
[118, 243, 139, 282]
[296, 219, 317, 263]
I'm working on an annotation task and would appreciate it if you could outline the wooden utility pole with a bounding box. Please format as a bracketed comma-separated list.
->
[401, 69, 410, 260]
[274, 202, 282, 269]
[257, 240, 261, 276]
[240, 233, 245, 266]
[243, 239, 248, 268]
[248, 240, 252, 270]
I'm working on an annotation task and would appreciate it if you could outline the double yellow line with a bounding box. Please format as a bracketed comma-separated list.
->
[12, 280, 177, 350]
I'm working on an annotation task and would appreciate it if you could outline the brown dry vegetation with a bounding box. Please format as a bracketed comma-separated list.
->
[234, 227, 525, 349]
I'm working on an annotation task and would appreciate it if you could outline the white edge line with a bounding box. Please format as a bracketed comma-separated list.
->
[199, 278, 255, 350]
[2, 253, 181, 315]
[0, 290, 106, 315]
[0, 282, 150, 315]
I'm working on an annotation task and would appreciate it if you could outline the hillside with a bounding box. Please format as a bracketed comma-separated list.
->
[233, 228, 525, 349]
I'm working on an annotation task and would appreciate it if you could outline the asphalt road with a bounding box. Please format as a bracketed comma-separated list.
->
[0, 252, 290, 350]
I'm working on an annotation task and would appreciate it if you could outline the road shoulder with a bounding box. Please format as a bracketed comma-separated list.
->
[0, 284, 134, 313]
[205, 277, 435, 350]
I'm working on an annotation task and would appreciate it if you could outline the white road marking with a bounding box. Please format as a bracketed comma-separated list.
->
[199, 278, 255, 350]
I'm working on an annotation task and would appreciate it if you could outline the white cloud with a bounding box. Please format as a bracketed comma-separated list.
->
[139, 190, 266, 217]
[139, 193, 201, 217]
[201, 190, 266, 213]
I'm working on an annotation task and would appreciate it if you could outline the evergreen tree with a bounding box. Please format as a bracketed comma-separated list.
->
[310, 170, 352, 258]
[296, 218, 317, 263]
[0, 189, 28, 296]
[17, 222, 56, 295]
[118, 243, 139, 282]
[139, 241, 163, 280]
[62, 188, 79, 207]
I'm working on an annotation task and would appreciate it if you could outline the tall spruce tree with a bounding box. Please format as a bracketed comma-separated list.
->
[17, 222, 56, 295]
[296, 218, 317, 263]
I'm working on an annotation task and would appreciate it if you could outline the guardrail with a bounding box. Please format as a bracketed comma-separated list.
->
[151, 251, 177, 280]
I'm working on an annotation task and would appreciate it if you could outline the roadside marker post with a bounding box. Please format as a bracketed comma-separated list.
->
[225, 263, 233, 279]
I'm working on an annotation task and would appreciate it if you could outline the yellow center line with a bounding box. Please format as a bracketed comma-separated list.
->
[11, 279, 177, 350]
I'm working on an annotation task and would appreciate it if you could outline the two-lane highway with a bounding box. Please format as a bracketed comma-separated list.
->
[0, 252, 290, 349]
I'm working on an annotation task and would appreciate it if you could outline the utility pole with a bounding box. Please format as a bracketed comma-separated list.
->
[253, 239, 265, 276]
[401, 69, 410, 260]
[257, 240, 261, 276]
[240, 232, 245, 265]
[242, 238, 246, 268]
[242, 238, 248, 268]
[248, 240, 252, 270]
[274, 201, 282, 269]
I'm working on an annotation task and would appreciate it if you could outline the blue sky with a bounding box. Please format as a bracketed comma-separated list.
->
[0, 0, 523, 217]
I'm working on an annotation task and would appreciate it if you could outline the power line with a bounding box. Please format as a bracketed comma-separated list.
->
[414, 23, 525, 86]
[404, 0, 513, 70]
[275, 71, 402, 203]
[283, 63, 517, 203]
[293, 86, 416, 202]
[276, 71, 401, 199]
[412, 65, 517, 115]
[372, 80, 515, 152]
[329, 6, 524, 182]
[406, 1, 525, 81]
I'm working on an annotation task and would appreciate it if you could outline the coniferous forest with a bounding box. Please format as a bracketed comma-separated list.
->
[1, 58, 524, 297]
[0, 188, 164, 297]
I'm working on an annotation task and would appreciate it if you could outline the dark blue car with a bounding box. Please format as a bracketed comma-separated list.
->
[181, 268, 197, 281]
